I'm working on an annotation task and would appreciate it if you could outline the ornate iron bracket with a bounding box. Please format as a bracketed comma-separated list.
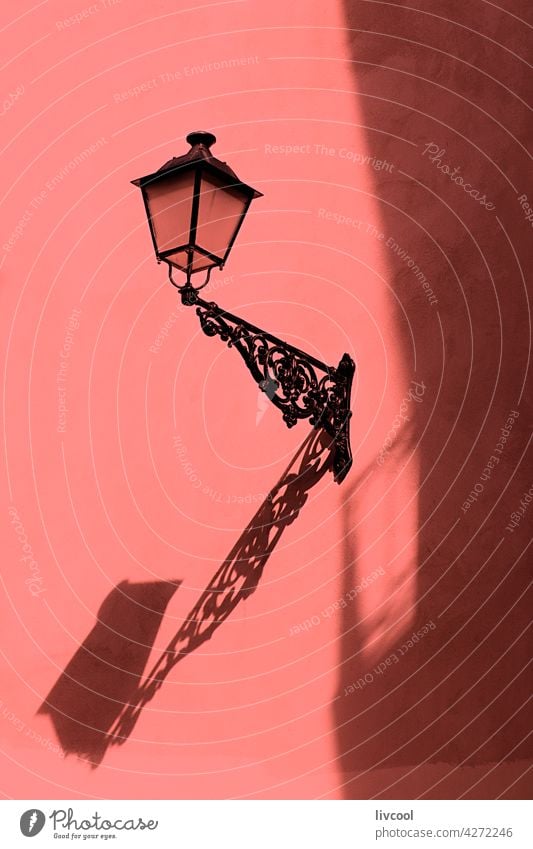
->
[180, 285, 355, 483]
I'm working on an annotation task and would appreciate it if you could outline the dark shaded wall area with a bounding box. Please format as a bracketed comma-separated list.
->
[335, 0, 532, 798]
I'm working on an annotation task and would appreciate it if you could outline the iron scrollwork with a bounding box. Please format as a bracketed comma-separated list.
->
[188, 291, 355, 483]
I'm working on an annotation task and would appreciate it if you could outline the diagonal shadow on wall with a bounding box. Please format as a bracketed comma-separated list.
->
[41, 426, 335, 768]
[38, 579, 181, 767]
[105, 426, 334, 759]
[334, 0, 533, 799]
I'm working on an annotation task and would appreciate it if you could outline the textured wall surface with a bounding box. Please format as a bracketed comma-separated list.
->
[334, 0, 532, 799]
[0, 0, 531, 800]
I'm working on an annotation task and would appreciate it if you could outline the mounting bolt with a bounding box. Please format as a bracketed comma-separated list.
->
[181, 286, 198, 306]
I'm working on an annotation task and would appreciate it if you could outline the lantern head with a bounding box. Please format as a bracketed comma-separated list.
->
[132, 131, 262, 281]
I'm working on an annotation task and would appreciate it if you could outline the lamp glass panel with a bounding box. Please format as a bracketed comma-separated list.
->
[144, 170, 196, 254]
[195, 173, 249, 260]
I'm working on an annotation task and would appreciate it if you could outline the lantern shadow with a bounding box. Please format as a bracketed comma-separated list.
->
[38, 579, 181, 768]
[105, 426, 334, 757]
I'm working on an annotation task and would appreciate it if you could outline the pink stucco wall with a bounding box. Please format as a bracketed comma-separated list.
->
[1, 0, 530, 799]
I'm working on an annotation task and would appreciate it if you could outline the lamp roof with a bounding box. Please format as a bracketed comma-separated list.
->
[131, 130, 262, 197]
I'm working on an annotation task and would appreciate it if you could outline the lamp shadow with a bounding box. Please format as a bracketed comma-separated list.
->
[38, 579, 181, 768]
[106, 426, 334, 756]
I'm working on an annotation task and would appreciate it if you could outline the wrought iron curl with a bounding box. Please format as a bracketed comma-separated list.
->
[192, 297, 354, 483]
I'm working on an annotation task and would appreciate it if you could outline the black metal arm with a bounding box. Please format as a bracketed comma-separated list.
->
[180, 285, 355, 483]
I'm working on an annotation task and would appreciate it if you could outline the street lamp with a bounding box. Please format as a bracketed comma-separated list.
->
[133, 131, 355, 483]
